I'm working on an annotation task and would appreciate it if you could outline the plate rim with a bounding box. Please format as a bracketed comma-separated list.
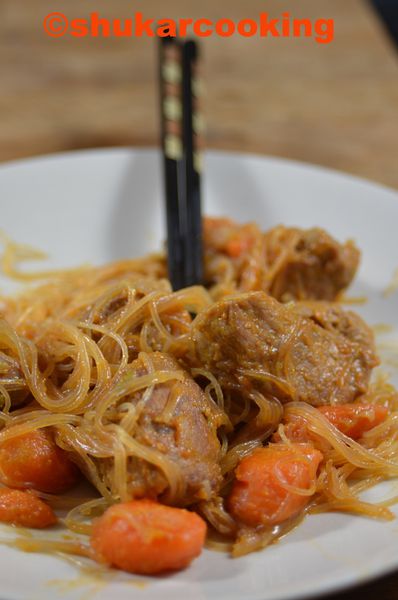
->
[0, 145, 397, 199]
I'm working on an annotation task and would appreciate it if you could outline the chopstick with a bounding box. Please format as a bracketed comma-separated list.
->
[159, 37, 203, 290]
[181, 40, 203, 288]
[159, 37, 185, 291]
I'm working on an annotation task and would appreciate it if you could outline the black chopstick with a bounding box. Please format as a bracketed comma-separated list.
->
[181, 40, 203, 288]
[159, 37, 185, 291]
[159, 37, 203, 290]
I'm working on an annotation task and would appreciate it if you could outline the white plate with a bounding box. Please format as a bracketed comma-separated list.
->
[0, 148, 398, 600]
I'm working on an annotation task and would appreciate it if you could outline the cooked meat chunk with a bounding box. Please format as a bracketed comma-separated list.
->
[290, 301, 377, 368]
[85, 353, 226, 506]
[203, 218, 360, 302]
[264, 226, 360, 302]
[192, 292, 378, 407]
[0, 351, 29, 407]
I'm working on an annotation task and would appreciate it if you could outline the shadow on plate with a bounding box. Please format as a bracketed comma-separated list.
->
[106, 152, 163, 261]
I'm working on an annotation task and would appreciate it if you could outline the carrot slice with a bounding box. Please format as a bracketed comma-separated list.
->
[228, 444, 322, 527]
[317, 404, 388, 439]
[0, 429, 79, 493]
[0, 488, 57, 528]
[225, 233, 253, 258]
[90, 499, 207, 575]
[204, 217, 258, 258]
[273, 417, 310, 444]
[203, 217, 236, 251]
[274, 403, 389, 444]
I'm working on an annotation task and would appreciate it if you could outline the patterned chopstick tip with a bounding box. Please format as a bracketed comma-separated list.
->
[191, 60, 204, 174]
[161, 43, 183, 161]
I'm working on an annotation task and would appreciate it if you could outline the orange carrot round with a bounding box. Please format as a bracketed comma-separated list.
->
[317, 404, 388, 439]
[273, 417, 310, 444]
[90, 500, 207, 575]
[0, 488, 57, 528]
[226, 232, 254, 258]
[0, 428, 79, 493]
[228, 444, 323, 527]
[274, 403, 389, 444]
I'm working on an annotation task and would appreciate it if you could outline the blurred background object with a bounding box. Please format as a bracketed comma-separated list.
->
[371, 0, 398, 46]
[0, 0, 397, 190]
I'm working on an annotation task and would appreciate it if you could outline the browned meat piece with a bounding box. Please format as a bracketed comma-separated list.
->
[80, 352, 227, 506]
[290, 301, 377, 369]
[264, 226, 360, 302]
[0, 351, 29, 407]
[192, 292, 378, 407]
[203, 218, 360, 302]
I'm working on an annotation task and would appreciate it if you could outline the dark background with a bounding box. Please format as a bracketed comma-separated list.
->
[372, 0, 398, 44]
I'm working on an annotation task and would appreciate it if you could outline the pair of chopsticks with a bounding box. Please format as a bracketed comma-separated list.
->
[159, 37, 203, 291]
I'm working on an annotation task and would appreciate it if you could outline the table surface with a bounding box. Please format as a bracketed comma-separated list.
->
[1, 0, 398, 190]
[1, 1, 398, 598]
